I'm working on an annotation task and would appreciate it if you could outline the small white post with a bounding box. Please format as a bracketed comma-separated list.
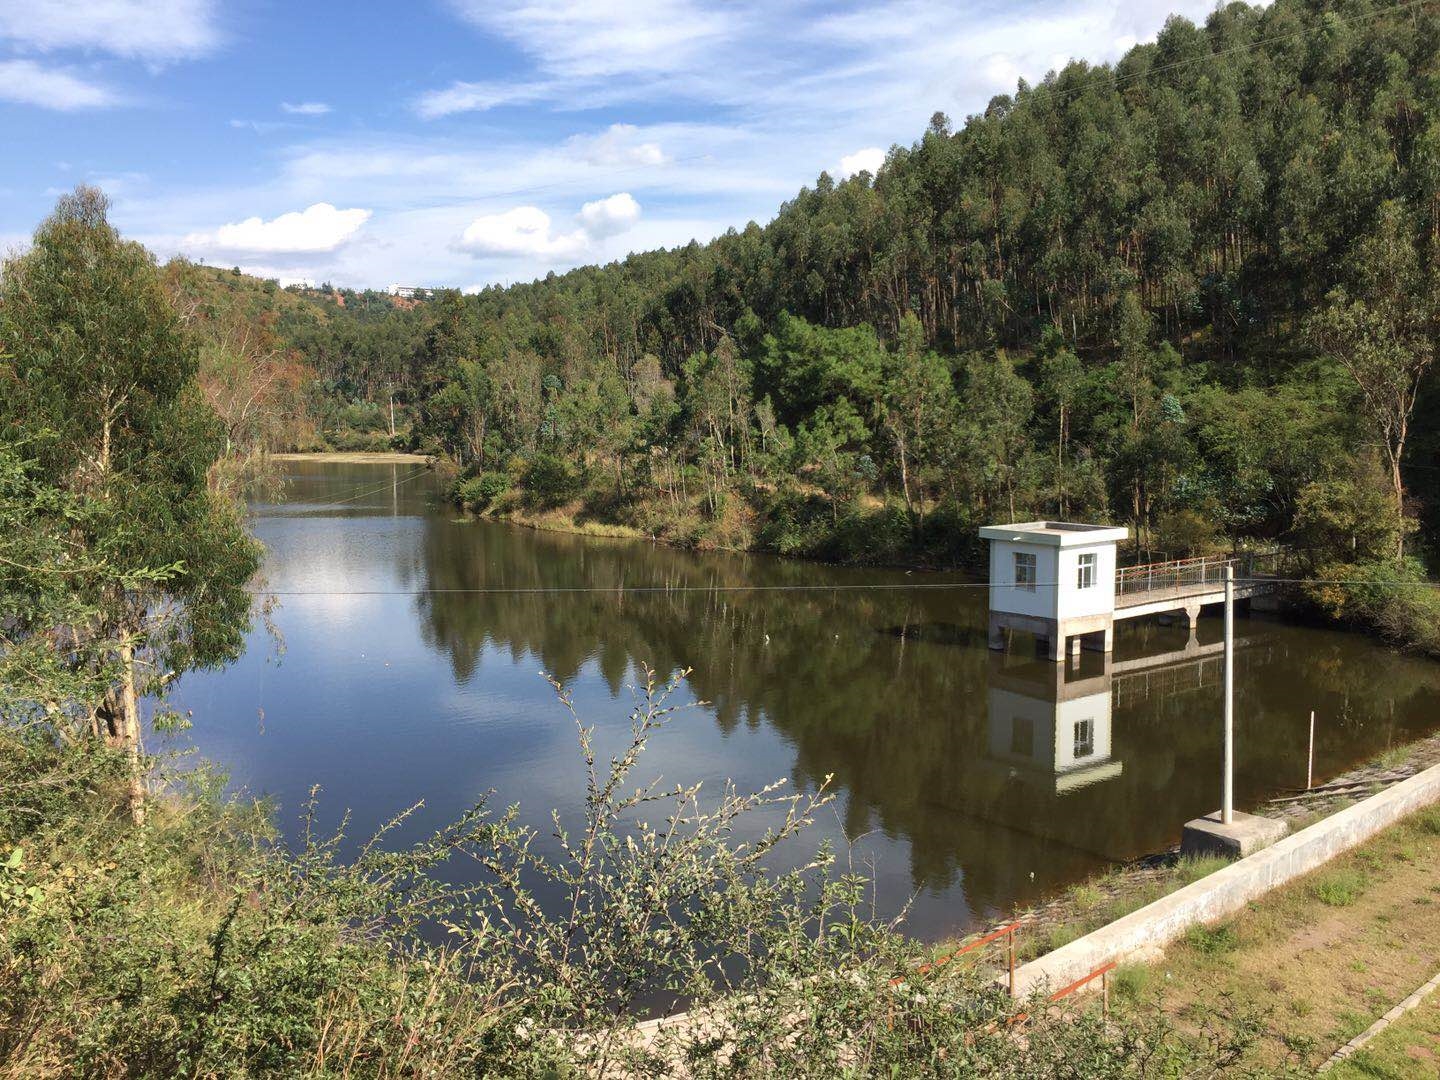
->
[1222, 564, 1234, 825]
[1307, 710, 1316, 791]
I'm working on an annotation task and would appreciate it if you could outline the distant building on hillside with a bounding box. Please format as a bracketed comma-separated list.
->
[388, 284, 432, 300]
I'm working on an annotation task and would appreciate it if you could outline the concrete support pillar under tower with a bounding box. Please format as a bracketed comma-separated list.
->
[987, 613, 1006, 652]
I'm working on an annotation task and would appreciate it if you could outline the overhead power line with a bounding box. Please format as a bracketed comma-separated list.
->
[262, 465, 432, 509]
[247, 576, 1440, 597]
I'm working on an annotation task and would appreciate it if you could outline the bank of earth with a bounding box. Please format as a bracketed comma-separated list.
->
[269, 451, 434, 465]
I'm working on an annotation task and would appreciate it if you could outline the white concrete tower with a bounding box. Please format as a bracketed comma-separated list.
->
[979, 521, 1129, 662]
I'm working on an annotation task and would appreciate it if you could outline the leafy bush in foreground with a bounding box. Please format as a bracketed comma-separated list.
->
[0, 670, 1267, 1077]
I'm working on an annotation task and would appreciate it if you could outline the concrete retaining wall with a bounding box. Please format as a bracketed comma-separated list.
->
[1012, 762, 1440, 998]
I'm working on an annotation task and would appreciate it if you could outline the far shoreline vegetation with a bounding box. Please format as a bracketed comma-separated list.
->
[7, 0, 1440, 1073]
[161, 0, 1440, 656]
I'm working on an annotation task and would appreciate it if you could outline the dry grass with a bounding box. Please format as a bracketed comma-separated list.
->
[965, 855, 1233, 966]
[493, 503, 651, 540]
[1118, 804, 1440, 1074]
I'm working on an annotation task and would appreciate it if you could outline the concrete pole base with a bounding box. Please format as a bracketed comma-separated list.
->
[1181, 811, 1289, 860]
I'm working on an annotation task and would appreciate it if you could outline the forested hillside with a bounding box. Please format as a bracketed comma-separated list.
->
[159, 263, 432, 460]
[184, 0, 1440, 625]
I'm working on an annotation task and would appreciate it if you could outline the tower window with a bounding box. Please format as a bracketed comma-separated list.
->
[1014, 551, 1037, 592]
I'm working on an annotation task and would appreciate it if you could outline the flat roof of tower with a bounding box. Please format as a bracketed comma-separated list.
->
[978, 521, 1130, 547]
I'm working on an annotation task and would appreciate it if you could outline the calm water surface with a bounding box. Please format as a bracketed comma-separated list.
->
[169, 461, 1440, 941]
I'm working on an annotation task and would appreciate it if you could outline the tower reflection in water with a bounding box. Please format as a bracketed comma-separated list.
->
[984, 623, 1245, 800]
[987, 655, 1121, 795]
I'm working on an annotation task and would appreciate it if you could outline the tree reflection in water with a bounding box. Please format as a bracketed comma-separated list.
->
[411, 502, 1440, 926]
[181, 462, 1440, 941]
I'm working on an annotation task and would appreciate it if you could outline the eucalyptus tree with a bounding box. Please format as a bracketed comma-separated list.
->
[1309, 201, 1437, 556]
[879, 314, 956, 521]
[0, 187, 261, 823]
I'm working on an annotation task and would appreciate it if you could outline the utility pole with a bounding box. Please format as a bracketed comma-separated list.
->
[1183, 560, 1284, 857]
[1307, 710, 1315, 792]
[1222, 563, 1234, 824]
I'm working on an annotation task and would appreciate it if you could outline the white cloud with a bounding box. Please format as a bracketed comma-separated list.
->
[0, 59, 115, 109]
[414, 79, 554, 119]
[421, 0, 1231, 143]
[455, 206, 585, 259]
[97, 0, 1235, 291]
[981, 53, 1022, 89]
[0, 0, 221, 61]
[455, 192, 640, 260]
[86, 171, 148, 196]
[271, 125, 772, 213]
[837, 147, 884, 179]
[183, 203, 371, 256]
[164, 252, 318, 290]
[567, 124, 667, 167]
[230, 118, 292, 134]
[576, 191, 640, 239]
[231, 266, 316, 288]
[445, 0, 736, 79]
[281, 101, 331, 116]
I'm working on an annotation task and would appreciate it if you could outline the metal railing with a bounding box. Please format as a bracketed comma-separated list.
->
[1116, 554, 1238, 599]
[1010, 960, 1118, 1026]
[890, 920, 1022, 995]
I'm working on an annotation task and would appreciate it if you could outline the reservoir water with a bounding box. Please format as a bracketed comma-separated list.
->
[170, 460, 1440, 941]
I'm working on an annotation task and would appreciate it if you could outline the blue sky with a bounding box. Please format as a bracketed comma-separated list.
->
[1, 0, 1222, 291]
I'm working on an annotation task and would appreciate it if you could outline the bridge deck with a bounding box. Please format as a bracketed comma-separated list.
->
[1113, 555, 1277, 619]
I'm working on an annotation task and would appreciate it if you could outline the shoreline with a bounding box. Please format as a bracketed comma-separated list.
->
[288, 455, 1440, 958]
[269, 451, 434, 465]
[464, 499, 981, 574]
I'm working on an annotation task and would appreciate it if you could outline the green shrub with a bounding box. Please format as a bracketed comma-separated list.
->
[1183, 922, 1238, 954]
[1111, 963, 1153, 1002]
[1313, 868, 1369, 907]
[1176, 854, 1231, 885]
[335, 400, 389, 434]
[1, 674, 1270, 1077]
[329, 428, 392, 453]
[1306, 558, 1440, 658]
[754, 490, 981, 568]
[1153, 509, 1221, 557]
[520, 452, 583, 508]
[756, 488, 834, 557]
[1414, 807, 1440, 835]
[1069, 884, 1105, 910]
[456, 470, 510, 510]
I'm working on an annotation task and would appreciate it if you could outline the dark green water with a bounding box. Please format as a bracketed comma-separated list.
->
[169, 461, 1440, 941]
